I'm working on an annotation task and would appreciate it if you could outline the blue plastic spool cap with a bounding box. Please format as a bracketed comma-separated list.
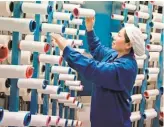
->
[68, 67, 71, 74]
[62, 25, 66, 33]
[74, 75, 76, 81]
[70, 13, 74, 21]
[77, 30, 79, 35]
[149, 22, 154, 27]
[71, 120, 74, 126]
[42, 79, 49, 89]
[65, 119, 68, 127]
[47, 5, 53, 14]
[0, 107, 4, 122]
[23, 112, 31, 126]
[57, 87, 62, 94]
[160, 86, 163, 95]
[29, 20, 36, 32]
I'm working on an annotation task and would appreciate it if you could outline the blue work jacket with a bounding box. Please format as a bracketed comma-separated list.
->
[62, 31, 138, 127]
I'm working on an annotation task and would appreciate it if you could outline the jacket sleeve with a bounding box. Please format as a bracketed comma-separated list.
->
[63, 46, 129, 91]
[87, 30, 114, 61]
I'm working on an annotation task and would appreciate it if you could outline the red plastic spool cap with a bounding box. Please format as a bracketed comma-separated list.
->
[0, 46, 9, 62]
[75, 121, 78, 126]
[73, 98, 76, 103]
[111, 14, 114, 18]
[144, 91, 149, 98]
[66, 93, 70, 100]
[146, 45, 150, 50]
[122, 3, 126, 9]
[46, 116, 51, 126]
[73, 8, 79, 17]
[150, 1, 154, 4]
[56, 116, 60, 125]
[135, 12, 139, 17]
[59, 57, 63, 65]
[26, 67, 34, 78]
[160, 112, 163, 118]
[44, 43, 50, 53]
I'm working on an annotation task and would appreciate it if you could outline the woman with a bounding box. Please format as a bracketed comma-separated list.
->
[51, 17, 145, 127]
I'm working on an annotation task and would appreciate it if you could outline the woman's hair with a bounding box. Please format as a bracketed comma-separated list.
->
[124, 30, 130, 43]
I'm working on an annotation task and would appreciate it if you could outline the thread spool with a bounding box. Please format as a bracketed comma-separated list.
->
[58, 97, 76, 104]
[73, 8, 95, 18]
[50, 92, 70, 100]
[69, 103, 83, 109]
[69, 19, 83, 25]
[73, 120, 78, 126]
[74, 48, 85, 54]
[39, 54, 62, 65]
[51, 66, 71, 74]
[136, 74, 145, 80]
[150, 33, 161, 43]
[57, 118, 68, 127]
[152, 12, 162, 22]
[130, 112, 141, 122]
[22, 91, 31, 101]
[135, 11, 149, 19]
[25, 35, 46, 42]
[69, 85, 84, 91]
[37, 85, 61, 94]
[29, 115, 51, 126]
[67, 119, 74, 126]
[62, 4, 80, 12]
[65, 28, 79, 35]
[122, 3, 136, 11]
[149, 21, 164, 29]
[0, 78, 10, 93]
[150, 1, 164, 6]
[59, 74, 76, 81]
[67, 39, 83, 47]
[41, 23, 65, 34]
[77, 121, 82, 126]
[131, 94, 142, 104]
[17, 78, 47, 89]
[145, 68, 160, 74]
[149, 52, 159, 61]
[69, 1, 85, 4]
[78, 30, 86, 36]
[145, 95, 156, 102]
[144, 89, 159, 99]
[65, 80, 81, 86]
[0, 111, 31, 126]
[0, 1, 13, 16]
[142, 34, 148, 40]
[136, 60, 144, 68]
[53, 12, 73, 21]
[139, 4, 148, 13]
[147, 74, 158, 82]
[21, 2, 52, 15]
[19, 40, 50, 53]
[138, 23, 146, 32]
[143, 109, 157, 120]
[0, 65, 33, 78]
[135, 54, 147, 60]
[0, 17, 36, 33]
[0, 35, 11, 47]
[49, 116, 60, 126]
[111, 14, 124, 21]
[134, 80, 143, 87]
[146, 44, 162, 52]
[127, 15, 134, 23]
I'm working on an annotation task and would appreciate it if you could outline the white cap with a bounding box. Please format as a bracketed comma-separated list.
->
[125, 25, 145, 56]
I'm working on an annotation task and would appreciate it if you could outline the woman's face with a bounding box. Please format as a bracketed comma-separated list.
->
[112, 28, 132, 52]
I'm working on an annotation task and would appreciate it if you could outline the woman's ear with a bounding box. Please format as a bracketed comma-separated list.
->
[126, 42, 132, 50]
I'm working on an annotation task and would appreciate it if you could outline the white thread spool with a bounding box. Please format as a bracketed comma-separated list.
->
[78, 30, 86, 36]
[135, 54, 147, 60]
[131, 94, 142, 104]
[150, 1, 164, 6]
[39, 54, 62, 65]
[145, 68, 160, 74]
[149, 52, 159, 61]
[67, 119, 74, 126]
[73, 120, 78, 126]
[49, 116, 60, 126]
[143, 108, 157, 120]
[29, 115, 51, 126]
[21, 2, 52, 15]
[69, 1, 85, 4]
[127, 15, 134, 23]
[145, 95, 156, 102]
[136, 74, 145, 80]
[130, 111, 141, 122]
[25, 35, 46, 42]
[19, 40, 50, 53]
[53, 12, 73, 20]
[149, 22, 164, 29]
[0, 78, 10, 93]
[147, 74, 158, 82]
[58, 97, 76, 104]
[0, 35, 11, 47]
[146, 44, 162, 52]
[69, 85, 84, 91]
[64, 100, 79, 107]
[0, 65, 33, 78]
[0, 1, 13, 16]
[62, 4, 80, 12]
[17, 78, 47, 89]
[73, 8, 95, 18]
[57, 118, 68, 127]
[0, 111, 31, 126]
[50, 92, 70, 100]
[142, 34, 148, 40]
[37, 85, 61, 94]
[136, 60, 144, 68]
[69, 19, 83, 25]
[144, 89, 159, 99]
[111, 14, 124, 21]
[68, 103, 83, 109]
[65, 80, 81, 86]
[139, 4, 148, 13]
[152, 12, 162, 22]
[0, 17, 36, 33]
[150, 33, 161, 43]
[135, 11, 149, 19]
[51, 66, 71, 74]
[22, 91, 31, 101]
[138, 23, 146, 32]
[74, 48, 85, 54]
[42, 23, 65, 34]
[134, 80, 143, 87]
[77, 121, 82, 126]
[122, 3, 136, 11]
[68, 39, 83, 46]
[59, 74, 76, 81]
[65, 28, 79, 35]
